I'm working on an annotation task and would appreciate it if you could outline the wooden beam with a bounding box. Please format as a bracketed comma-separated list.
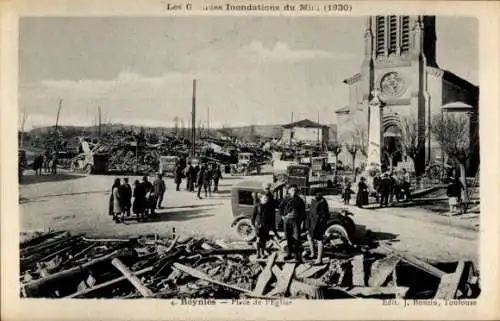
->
[434, 260, 466, 300]
[111, 258, 154, 297]
[252, 252, 278, 296]
[23, 250, 120, 296]
[351, 254, 365, 286]
[266, 263, 295, 297]
[66, 266, 153, 298]
[379, 243, 445, 279]
[368, 255, 400, 287]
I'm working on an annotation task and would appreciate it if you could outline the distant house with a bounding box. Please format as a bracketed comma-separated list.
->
[281, 119, 331, 145]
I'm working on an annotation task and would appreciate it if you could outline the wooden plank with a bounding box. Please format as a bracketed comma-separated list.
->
[252, 252, 278, 296]
[173, 262, 251, 294]
[66, 266, 153, 298]
[379, 243, 445, 279]
[266, 263, 296, 297]
[351, 254, 365, 286]
[288, 279, 324, 299]
[295, 264, 328, 280]
[368, 255, 400, 287]
[345, 286, 409, 298]
[111, 258, 154, 297]
[434, 260, 466, 300]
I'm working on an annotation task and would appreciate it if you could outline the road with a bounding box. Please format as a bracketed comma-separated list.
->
[19, 170, 479, 264]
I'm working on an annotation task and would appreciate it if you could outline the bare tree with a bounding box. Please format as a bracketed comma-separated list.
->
[431, 113, 476, 205]
[400, 115, 424, 177]
[343, 122, 367, 180]
[327, 140, 342, 176]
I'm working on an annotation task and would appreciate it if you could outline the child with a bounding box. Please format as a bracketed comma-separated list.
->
[342, 181, 353, 205]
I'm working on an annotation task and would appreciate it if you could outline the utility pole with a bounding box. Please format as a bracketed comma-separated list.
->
[207, 106, 210, 132]
[317, 110, 320, 145]
[97, 106, 102, 138]
[191, 79, 197, 158]
[20, 110, 28, 149]
[54, 98, 63, 135]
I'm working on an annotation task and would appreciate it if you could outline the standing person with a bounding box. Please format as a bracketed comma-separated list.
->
[305, 193, 329, 264]
[281, 185, 306, 262]
[202, 164, 213, 198]
[373, 172, 381, 203]
[185, 162, 193, 191]
[196, 165, 205, 199]
[355, 177, 369, 208]
[212, 164, 222, 193]
[388, 171, 396, 204]
[142, 176, 155, 216]
[111, 178, 123, 223]
[446, 176, 463, 214]
[153, 173, 167, 209]
[132, 179, 147, 222]
[342, 180, 353, 205]
[50, 152, 58, 175]
[402, 169, 412, 202]
[379, 173, 391, 207]
[174, 164, 183, 192]
[252, 193, 280, 258]
[193, 163, 200, 192]
[120, 178, 132, 217]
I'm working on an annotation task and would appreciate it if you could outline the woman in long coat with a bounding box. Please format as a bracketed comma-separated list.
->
[356, 177, 369, 208]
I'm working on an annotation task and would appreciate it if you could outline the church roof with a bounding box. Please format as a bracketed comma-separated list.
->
[335, 106, 350, 114]
[282, 119, 328, 129]
[442, 102, 474, 112]
[442, 69, 479, 92]
[343, 73, 362, 85]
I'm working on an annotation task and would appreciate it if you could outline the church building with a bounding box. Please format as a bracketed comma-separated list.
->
[336, 16, 479, 175]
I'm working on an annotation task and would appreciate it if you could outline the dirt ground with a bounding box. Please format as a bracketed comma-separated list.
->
[19, 169, 479, 265]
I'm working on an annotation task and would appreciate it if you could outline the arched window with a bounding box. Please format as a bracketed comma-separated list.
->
[388, 15, 398, 54]
[376, 16, 386, 56]
[401, 16, 410, 52]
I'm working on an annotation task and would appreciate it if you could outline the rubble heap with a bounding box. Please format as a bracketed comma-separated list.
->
[20, 231, 480, 300]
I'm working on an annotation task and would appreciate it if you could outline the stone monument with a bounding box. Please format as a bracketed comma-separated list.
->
[361, 90, 384, 191]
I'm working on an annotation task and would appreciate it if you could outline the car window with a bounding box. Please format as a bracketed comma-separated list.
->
[289, 167, 308, 176]
[238, 191, 254, 206]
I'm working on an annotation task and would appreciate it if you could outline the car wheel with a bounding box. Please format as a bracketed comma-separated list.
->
[324, 224, 351, 245]
[234, 218, 256, 242]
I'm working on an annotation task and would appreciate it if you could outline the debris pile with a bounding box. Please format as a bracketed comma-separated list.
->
[20, 231, 480, 300]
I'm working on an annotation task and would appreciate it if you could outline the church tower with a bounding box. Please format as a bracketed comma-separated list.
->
[338, 16, 478, 175]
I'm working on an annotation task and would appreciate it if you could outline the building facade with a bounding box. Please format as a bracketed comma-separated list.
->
[281, 119, 331, 145]
[336, 16, 479, 175]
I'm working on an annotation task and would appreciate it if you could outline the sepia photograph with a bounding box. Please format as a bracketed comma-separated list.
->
[15, 13, 482, 303]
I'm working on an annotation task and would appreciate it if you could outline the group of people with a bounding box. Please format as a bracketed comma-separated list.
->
[173, 161, 223, 199]
[340, 169, 412, 208]
[32, 151, 58, 176]
[252, 184, 329, 265]
[109, 174, 166, 223]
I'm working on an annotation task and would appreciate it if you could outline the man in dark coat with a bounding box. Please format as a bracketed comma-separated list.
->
[212, 164, 222, 192]
[196, 165, 205, 199]
[174, 164, 183, 191]
[305, 193, 329, 264]
[119, 177, 132, 216]
[281, 185, 306, 262]
[193, 164, 200, 192]
[133, 179, 147, 221]
[202, 164, 213, 197]
[252, 193, 279, 258]
[379, 173, 392, 207]
[142, 176, 155, 215]
[153, 173, 166, 209]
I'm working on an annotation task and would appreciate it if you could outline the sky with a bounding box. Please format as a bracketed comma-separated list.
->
[19, 16, 478, 130]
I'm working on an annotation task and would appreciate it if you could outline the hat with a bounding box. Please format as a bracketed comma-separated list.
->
[263, 182, 272, 190]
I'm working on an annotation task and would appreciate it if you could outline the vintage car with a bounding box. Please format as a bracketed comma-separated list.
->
[159, 155, 179, 177]
[230, 180, 355, 245]
[230, 152, 261, 176]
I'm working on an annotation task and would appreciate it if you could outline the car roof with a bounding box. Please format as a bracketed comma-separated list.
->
[232, 180, 286, 192]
